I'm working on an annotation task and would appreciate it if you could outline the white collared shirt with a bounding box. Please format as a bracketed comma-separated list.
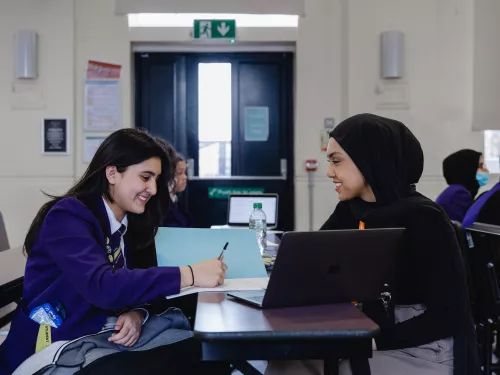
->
[101, 198, 149, 324]
[102, 197, 128, 267]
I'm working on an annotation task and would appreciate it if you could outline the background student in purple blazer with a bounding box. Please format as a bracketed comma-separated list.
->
[436, 149, 489, 222]
[162, 154, 193, 228]
[0, 129, 227, 374]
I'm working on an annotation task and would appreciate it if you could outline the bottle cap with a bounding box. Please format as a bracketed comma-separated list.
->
[253, 202, 262, 209]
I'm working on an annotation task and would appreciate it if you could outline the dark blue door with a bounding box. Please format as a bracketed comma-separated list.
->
[135, 52, 294, 231]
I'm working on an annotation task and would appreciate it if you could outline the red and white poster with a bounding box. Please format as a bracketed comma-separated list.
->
[86, 60, 122, 80]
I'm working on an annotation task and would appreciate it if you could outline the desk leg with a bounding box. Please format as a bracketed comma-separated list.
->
[324, 359, 339, 375]
[349, 358, 371, 375]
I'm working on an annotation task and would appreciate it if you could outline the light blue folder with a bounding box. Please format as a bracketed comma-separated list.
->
[155, 228, 268, 279]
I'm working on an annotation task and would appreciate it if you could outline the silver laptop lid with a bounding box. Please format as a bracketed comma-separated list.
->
[227, 194, 278, 229]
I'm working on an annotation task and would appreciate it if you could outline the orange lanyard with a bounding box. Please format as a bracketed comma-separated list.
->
[352, 221, 366, 306]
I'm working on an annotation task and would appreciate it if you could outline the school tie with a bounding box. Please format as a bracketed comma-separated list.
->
[106, 224, 127, 270]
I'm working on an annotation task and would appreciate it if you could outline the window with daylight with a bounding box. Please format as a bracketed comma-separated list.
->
[198, 63, 232, 178]
[485, 131, 500, 174]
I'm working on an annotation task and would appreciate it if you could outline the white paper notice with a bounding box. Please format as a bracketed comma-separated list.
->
[84, 81, 121, 132]
[11, 82, 45, 110]
[83, 135, 106, 163]
[167, 277, 269, 299]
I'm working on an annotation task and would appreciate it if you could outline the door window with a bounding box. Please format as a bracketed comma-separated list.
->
[198, 63, 232, 177]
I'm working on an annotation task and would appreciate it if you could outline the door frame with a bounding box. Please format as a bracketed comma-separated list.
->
[133, 45, 296, 230]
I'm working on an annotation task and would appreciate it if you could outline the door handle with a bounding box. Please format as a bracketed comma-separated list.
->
[187, 158, 195, 179]
[281, 158, 287, 178]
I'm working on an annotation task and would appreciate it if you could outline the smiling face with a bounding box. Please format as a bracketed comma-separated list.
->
[326, 138, 376, 202]
[105, 157, 162, 221]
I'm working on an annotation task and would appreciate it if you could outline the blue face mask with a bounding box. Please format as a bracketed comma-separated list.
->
[476, 171, 489, 187]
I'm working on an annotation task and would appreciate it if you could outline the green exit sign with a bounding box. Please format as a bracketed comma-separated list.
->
[194, 20, 236, 39]
[208, 187, 264, 199]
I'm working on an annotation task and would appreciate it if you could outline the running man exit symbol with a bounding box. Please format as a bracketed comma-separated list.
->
[194, 20, 236, 39]
[199, 21, 212, 38]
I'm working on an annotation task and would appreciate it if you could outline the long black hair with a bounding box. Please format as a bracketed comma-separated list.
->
[24, 128, 174, 256]
[154, 139, 186, 193]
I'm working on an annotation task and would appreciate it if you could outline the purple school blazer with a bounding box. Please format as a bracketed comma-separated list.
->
[0, 198, 180, 374]
[436, 184, 473, 223]
[463, 182, 500, 228]
[161, 200, 193, 228]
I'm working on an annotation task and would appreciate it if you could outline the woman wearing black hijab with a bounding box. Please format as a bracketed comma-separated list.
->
[265, 114, 479, 375]
[436, 149, 488, 222]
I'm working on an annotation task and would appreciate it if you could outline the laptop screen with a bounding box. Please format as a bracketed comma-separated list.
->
[228, 195, 277, 226]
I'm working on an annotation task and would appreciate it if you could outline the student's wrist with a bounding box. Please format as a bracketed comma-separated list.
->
[180, 266, 194, 288]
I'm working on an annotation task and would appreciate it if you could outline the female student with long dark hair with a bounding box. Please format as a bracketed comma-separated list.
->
[265, 114, 479, 375]
[162, 153, 193, 228]
[0, 128, 227, 374]
[154, 140, 193, 228]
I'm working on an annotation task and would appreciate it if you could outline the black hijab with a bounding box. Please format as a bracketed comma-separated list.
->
[330, 113, 424, 206]
[325, 114, 481, 375]
[443, 149, 481, 198]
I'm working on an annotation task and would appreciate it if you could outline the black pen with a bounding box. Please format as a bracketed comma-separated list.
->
[218, 242, 229, 260]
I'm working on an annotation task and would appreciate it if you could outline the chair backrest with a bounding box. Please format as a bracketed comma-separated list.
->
[451, 221, 476, 310]
[0, 212, 9, 252]
[466, 222, 500, 320]
[487, 262, 500, 304]
[0, 247, 25, 328]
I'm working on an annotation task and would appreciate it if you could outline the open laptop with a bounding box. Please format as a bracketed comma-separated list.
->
[222, 194, 279, 230]
[228, 228, 405, 309]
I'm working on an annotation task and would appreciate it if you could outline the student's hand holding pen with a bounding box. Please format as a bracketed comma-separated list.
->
[180, 258, 228, 288]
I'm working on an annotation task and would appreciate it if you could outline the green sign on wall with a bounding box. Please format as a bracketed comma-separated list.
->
[193, 20, 236, 39]
[208, 187, 264, 199]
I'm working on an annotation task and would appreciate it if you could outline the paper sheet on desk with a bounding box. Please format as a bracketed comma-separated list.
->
[167, 277, 269, 299]
[155, 228, 268, 279]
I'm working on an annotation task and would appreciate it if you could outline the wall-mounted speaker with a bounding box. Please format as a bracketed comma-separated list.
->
[381, 31, 404, 79]
[13, 30, 38, 79]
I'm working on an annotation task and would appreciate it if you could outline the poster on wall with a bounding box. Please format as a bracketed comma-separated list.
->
[41, 118, 69, 155]
[244, 107, 269, 142]
[84, 81, 121, 132]
[86, 60, 122, 80]
[83, 135, 107, 163]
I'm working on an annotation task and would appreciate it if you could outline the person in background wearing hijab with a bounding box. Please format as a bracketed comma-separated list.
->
[162, 154, 193, 228]
[462, 178, 500, 228]
[436, 150, 488, 222]
[265, 114, 479, 375]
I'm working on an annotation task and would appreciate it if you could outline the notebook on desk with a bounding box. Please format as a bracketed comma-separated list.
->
[228, 228, 404, 309]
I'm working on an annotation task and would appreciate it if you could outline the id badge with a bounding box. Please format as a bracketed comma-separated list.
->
[35, 324, 52, 353]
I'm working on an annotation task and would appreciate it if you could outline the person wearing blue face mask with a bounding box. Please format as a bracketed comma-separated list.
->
[436, 150, 488, 222]
[476, 170, 490, 187]
[463, 168, 500, 228]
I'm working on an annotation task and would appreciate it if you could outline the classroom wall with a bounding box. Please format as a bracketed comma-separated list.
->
[0, 0, 489, 247]
[0, 0, 75, 247]
[345, 0, 484, 200]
